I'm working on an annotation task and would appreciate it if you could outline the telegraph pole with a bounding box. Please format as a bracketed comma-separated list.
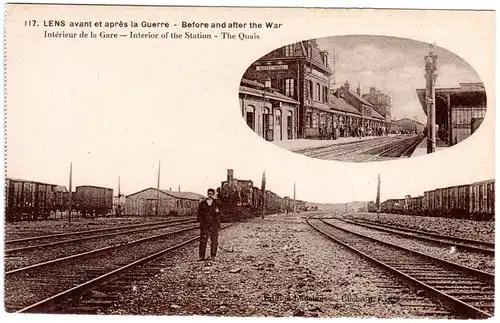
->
[117, 176, 121, 216]
[376, 174, 381, 216]
[68, 162, 72, 224]
[293, 181, 296, 213]
[425, 44, 438, 153]
[156, 160, 161, 216]
[261, 172, 266, 219]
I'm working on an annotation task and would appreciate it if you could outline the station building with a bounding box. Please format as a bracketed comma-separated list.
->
[242, 39, 332, 139]
[125, 188, 204, 216]
[239, 78, 299, 141]
[335, 81, 390, 135]
[416, 82, 487, 146]
[362, 87, 392, 121]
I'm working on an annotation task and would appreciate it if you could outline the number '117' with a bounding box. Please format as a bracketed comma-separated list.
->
[25, 20, 36, 27]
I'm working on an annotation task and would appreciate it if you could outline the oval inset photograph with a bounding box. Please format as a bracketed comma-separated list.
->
[238, 35, 486, 162]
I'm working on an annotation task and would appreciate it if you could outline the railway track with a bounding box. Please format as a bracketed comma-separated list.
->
[5, 221, 219, 313]
[294, 135, 421, 162]
[5, 217, 195, 250]
[5, 220, 199, 271]
[307, 217, 494, 319]
[294, 136, 396, 159]
[296, 137, 395, 160]
[361, 135, 423, 162]
[343, 218, 494, 255]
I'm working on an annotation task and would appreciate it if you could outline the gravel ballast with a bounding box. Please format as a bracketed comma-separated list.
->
[350, 212, 494, 243]
[323, 218, 495, 274]
[105, 214, 444, 318]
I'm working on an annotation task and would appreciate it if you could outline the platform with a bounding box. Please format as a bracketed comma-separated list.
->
[410, 138, 446, 157]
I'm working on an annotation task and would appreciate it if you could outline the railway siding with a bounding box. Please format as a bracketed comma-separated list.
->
[323, 218, 494, 273]
[350, 212, 494, 243]
[104, 215, 449, 318]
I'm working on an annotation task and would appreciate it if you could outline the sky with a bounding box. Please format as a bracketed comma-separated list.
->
[4, 6, 495, 205]
[317, 35, 482, 123]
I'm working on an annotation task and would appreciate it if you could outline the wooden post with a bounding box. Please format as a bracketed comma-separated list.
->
[261, 172, 266, 219]
[68, 162, 72, 224]
[156, 160, 161, 216]
[293, 181, 296, 213]
[376, 174, 381, 218]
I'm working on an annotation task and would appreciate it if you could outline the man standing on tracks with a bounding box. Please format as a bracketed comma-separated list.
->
[197, 188, 220, 261]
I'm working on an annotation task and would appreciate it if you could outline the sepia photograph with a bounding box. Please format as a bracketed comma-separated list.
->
[3, 3, 496, 321]
[239, 35, 487, 162]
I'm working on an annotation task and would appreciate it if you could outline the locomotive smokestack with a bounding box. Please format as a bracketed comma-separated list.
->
[227, 169, 234, 182]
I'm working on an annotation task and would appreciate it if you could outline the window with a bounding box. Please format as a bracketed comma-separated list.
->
[323, 86, 328, 103]
[312, 113, 318, 128]
[316, 83, 321, 101]
[284, 79, 295, 97]
[306, 112, 313, 128]
[308, 80, 313, 99]
[284, 44, 294, 56]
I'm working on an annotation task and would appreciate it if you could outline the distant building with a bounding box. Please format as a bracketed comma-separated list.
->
[239, 78, 299, 141]
[393, 118, 425, 134]
[125, 188, 204, 216]
[243, 39, 333, 139]
[362, 87, 392, 121]
[416, 82, 486, 146]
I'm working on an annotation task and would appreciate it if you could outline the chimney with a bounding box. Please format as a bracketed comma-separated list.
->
[356, 84, 361, 96]
[227, 169, 234, 182]
[370, 87, 376, 94]
[344, 80, 350, 90]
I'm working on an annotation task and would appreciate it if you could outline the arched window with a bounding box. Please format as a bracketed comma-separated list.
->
[275, 109, 283, 140]
[287, 111, 293, 139]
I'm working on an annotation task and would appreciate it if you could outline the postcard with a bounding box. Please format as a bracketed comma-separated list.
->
[3, 4, 495, 320]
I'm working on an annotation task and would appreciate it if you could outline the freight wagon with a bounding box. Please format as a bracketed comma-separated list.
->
[5, 178, 57, 221]
[75, 185, 113, 217]
[373, 179, 495, 221]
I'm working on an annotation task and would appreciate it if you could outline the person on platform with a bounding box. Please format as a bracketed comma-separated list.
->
[197, 188, 220, 261]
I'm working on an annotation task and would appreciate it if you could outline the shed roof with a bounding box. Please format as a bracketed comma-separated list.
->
[126, 187, 205, 200]
[55, 186, 68, 193]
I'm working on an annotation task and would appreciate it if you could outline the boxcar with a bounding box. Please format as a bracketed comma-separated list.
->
[407, 196, 423, 215]
[75, 185, 113, 217]
[469, 179, 495, 221]
[5, 178, 57, 221]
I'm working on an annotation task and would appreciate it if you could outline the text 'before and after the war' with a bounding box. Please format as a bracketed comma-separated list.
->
[24, 20, 283, 40]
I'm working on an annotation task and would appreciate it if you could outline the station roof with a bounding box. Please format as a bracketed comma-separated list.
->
[340, 87, 373, 107]
[328, 95, 362, 116]
[370, 108, 386, 120]
[416, 82, 486, 114]
[240, 78, 299, 105]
